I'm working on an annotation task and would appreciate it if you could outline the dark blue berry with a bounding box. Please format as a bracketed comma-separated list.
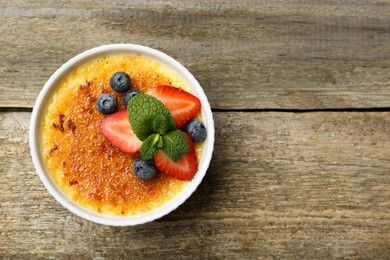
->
[110, 72, 131, 93]
[185, 119, 207, 142]
[96, 94, 117, 114]
[123, 89, 140, 108]
[133, 157, 157, 180]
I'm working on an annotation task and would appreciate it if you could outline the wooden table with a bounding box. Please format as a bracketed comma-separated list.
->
[1, 1, 390, 258]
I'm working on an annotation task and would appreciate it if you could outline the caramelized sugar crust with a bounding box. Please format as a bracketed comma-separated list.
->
[42, 55, 192, 215]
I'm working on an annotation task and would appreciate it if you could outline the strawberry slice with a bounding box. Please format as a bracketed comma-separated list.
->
[154, 133, 198, 180]
[100, 110, 142, 153]
[148, 85, 201, 128]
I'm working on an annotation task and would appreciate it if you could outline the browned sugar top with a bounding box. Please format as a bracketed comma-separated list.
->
[41, 54, 194, 215]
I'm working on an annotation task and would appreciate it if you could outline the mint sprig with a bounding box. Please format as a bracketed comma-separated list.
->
[161, 129, 189, 162]
[140, 133, 160, 159]
[128, 94, 175, 141]
[153, 114, 168, 135]
[128, 94, 189, 162]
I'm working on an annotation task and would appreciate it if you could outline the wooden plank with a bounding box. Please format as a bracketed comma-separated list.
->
[1, 111, 389, 258]
[1, 2, 390, 109]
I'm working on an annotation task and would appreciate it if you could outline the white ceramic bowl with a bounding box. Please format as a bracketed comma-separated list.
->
[29, 44, 214, 226]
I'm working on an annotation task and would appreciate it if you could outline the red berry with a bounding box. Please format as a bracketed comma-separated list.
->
[154, 132, 198, 180]
[148, 85, 201, 128]
[100, 110, 142, 153]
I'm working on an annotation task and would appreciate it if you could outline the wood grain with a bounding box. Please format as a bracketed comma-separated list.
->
[1, 1, 390, 259]
[1, 111, 389, 259]
[1, 1, 390, 109]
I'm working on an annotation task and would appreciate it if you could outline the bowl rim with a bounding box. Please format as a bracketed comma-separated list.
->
[29, 44, 215, 226]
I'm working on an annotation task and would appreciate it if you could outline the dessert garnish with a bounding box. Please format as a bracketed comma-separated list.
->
[154, 132, 198, 180]
[123, 89, 140, 107]
[132, 157, 157, 180]
[96, 93, 118, 115]
[99, 72, 207, 181]
[110, 71, 131, 93]
[100, 110, 142, 153]
[128, 93, 189, 161]
[185, 119, 207, 142]
[147, 85, 201, 128]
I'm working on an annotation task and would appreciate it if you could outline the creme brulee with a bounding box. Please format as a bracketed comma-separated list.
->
[41, 54, 203, 216]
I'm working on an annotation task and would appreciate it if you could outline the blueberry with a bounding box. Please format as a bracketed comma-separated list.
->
[133, 157, 157, 180]
[96, 94, 117, 114]
[123, 89, 140, 108]
[110, 72, 131, 93]
[185, 119, 207, 142]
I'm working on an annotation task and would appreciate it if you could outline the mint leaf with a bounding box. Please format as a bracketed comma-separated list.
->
[153, 114, 168, 135]
[157, 135, 163, 148]
[128, 94, 176, 141]
[140, 133, 159, 159]
[161, 130, 189, 162]
[128, 94, 189, 162]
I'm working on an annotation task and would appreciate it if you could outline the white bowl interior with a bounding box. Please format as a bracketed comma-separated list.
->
[29, 44, 214, 226]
